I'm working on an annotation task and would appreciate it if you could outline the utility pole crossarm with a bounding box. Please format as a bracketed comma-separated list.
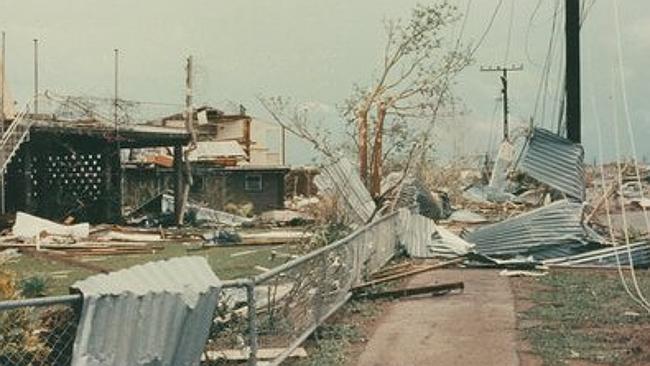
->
[481, 64, 524, 141]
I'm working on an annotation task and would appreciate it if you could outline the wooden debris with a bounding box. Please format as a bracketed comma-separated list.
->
[354, 282, 464, 300]
[585, 182, 617, 223]
[20, 248, 109, 273]
[202, 347, 307, 361]
[353, 258, 464, 290]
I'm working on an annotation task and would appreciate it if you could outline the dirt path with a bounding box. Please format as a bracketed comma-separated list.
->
[356, 269, 519, 366]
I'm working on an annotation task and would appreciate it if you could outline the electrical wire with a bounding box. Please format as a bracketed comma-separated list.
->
[525, 0, 544, 66]
[586, 32, 650, 310]
[469, 0, 504, 58]
[532, 0, 561, 126]
[503, 0, 515, 64]
[607, 0, 650, 310]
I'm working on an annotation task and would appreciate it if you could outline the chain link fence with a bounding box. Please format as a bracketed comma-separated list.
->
[0, 296, 80, 366]
[0, 210, 408, 365]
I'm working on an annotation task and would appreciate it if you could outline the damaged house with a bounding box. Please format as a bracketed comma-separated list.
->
[123, 107, 288, 216]
[1, 101, 287, 224]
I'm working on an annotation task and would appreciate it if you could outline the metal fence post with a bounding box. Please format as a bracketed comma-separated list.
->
[246, 281, 258, 366]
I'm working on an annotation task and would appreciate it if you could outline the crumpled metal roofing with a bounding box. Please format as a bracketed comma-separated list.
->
[517, 128, 585, 201]
[543, 241, 650, 268]
[71, 256, 222, 366]
[399, 209, 474, 258]
[464, 200, 592, 258]
[314, 158, 376, 225]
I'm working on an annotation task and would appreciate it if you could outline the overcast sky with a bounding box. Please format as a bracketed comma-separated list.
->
[0, 0, 648, 165]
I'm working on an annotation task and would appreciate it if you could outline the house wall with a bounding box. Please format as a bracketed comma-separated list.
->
[123, 166, 287, 214]
[5, 132, 121, 223]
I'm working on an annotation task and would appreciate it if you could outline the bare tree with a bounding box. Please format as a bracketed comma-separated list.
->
[344, 2, 473, 197]
[259, 2, 472, 199]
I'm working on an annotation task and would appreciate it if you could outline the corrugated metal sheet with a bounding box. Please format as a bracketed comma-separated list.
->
[543, 242, 650, 268]
[464, 200, 591, 258]
[399, 209, 474, 258]
[314, 158, 376, 225]
[517, 128, 585, 200]
[71, 256, 221, 366]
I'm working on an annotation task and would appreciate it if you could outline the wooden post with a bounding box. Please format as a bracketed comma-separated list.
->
[102, 144, 121, 222]
[23, 143, 34, 213]
[173, 144, 183, 225]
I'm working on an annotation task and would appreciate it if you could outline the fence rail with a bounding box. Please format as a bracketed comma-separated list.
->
[1, 209, 418, 365]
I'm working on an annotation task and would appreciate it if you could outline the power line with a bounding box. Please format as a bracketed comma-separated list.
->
[470, 0, 504, 58]
[503, 0, 515, 64]
[525, 0, 544, 66]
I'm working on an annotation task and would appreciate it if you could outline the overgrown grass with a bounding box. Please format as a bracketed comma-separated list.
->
[519, 269, 650, 365]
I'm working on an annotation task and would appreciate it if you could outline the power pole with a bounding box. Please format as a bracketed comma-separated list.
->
[1, 31, 5, 215]
[114, 49, 119, 132]
[1, 31, 5, 127]
[565, 0, 581, 143]
[33, 39, 38, 114]
[480, 64, 523, 141]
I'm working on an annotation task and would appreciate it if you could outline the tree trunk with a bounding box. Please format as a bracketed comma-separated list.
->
[370, 102, 386, 198]
[358, 109, 368, 185]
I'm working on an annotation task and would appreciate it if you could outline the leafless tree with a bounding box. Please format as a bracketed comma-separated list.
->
[344, 2, 473, 197]
[260, 2, 472, 199]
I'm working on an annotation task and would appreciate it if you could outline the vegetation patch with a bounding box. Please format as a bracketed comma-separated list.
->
[513, 269, 650, 366]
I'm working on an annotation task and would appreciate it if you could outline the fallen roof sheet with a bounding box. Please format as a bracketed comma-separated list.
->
[71, 256, 221, 366]
[314, 158, 376, 225]
[399, 209, 474, 258]
[517, 128, 585, 201]
[463, 200, 591, 258]
[543, 241, 650, 268]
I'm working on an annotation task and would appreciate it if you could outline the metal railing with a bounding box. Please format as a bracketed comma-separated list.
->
[0, 100, 35, 172]
[0, 210, 408, 365]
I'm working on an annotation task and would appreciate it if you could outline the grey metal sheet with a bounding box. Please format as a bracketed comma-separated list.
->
[543, 242, 650, 268]
[314, 158, 376, 225]
[71, 256, 222, 366]
[517, 128, 585, 201]
[399, 209, 474, 258]
[464, 200, 590, 258]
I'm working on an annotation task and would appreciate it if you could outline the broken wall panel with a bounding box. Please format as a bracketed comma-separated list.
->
[464, 200, 589, 258]
[517, 128, 585, 200]
[71, 256, 221, 366]
[314, 158, 376, 225]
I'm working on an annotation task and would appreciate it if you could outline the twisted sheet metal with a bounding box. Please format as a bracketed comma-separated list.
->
[463, 200, 590, 258]
[398, 209, 474, 258]
[71, 256, 221, 366]
[517, 128, 585, 201]
[314, 158, 376, 225]
[543, 241, 650, 268]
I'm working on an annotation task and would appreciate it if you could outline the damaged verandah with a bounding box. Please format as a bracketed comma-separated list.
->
[4, 120, 190, 223]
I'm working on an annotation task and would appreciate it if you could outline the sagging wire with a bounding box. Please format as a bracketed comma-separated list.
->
[591, 60, 650, 311]
[609, 71, 650, 312]
[610, 0, 650, 310]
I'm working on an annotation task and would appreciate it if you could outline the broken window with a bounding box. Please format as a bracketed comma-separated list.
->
[244, 174, 263, 192]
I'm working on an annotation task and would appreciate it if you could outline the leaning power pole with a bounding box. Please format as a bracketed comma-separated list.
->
[480, 64, 523, 141]
[565, 0, 581, 143]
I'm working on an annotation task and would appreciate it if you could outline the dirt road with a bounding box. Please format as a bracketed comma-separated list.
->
[356, 269, 519, 366]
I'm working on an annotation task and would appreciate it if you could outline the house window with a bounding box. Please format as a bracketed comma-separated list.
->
[244, 174, 263, 192]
